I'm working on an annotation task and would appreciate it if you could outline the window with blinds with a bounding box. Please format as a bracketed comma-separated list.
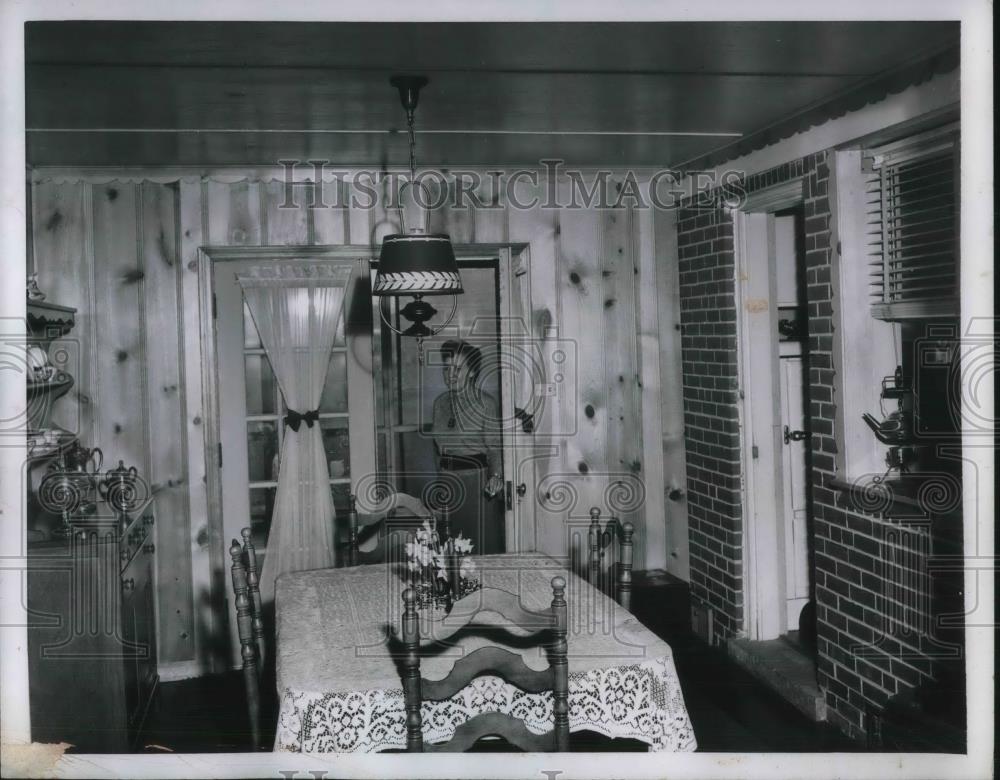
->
[865, 124, 959, 320]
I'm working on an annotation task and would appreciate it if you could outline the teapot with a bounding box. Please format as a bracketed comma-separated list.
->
[861, 409, 912, 445]
[99, 460, 139, 512]
[42, 458, 92, 510]
[63, 441, 103, 474]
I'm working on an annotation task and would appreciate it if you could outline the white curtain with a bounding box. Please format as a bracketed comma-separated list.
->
[237, 262, 353, 603]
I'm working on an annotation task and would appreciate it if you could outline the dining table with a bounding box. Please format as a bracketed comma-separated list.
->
[274, 552, 697, 753]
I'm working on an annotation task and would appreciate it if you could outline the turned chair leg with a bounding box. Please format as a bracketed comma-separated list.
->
[616, 520, 634, 612]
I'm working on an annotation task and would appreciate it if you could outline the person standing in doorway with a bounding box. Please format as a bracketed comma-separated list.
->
[429, 339, 504, 554]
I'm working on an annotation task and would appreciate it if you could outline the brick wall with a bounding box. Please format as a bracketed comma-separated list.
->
[677, 151, 954, 742]
[676, 205, 742, 639]
[799, 154, 956, 742]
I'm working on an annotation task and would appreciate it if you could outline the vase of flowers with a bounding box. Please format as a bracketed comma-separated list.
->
[404, 519, 480, 614]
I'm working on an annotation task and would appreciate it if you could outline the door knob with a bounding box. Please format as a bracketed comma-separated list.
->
[516, 483, 527, 498]
[783, 426, 810, 444]
[122, 577, 135, 593]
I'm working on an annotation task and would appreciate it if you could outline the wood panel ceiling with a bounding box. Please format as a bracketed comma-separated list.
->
[25, 21, 959, 168]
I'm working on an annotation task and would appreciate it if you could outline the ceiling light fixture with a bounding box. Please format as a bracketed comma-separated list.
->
[371, 75, 462, 361]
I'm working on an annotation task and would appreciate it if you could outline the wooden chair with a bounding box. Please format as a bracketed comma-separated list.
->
[345, 491, 448, 567]
[586, 507, 635, 611]
[400, 577, 570, 752]
[229, 527, 266, 749]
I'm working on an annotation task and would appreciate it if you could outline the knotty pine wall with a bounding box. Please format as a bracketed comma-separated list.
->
[29, 169, 685, 675]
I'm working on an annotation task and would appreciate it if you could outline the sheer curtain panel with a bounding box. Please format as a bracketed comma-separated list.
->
[237, 262, 354, 602]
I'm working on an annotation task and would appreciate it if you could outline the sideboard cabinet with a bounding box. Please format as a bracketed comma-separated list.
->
[27, 505, 158, 752]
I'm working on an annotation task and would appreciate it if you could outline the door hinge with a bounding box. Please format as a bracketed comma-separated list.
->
[212, 292, 218, 319]
[217, 442, 223, 468]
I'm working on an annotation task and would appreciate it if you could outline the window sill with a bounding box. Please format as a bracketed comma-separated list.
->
[828, 474, 962, 524]
[870, 299, 958, 321]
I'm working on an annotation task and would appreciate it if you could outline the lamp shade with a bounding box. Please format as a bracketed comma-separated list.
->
[373, 233, 463, 296]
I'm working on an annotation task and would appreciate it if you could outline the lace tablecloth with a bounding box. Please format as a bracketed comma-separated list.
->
[274, 553, 697, 753]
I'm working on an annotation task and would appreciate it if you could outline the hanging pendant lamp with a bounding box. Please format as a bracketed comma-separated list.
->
[372, 76, 463, 348]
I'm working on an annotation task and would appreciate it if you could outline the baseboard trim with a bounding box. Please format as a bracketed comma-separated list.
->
[157, 661, 206, 682]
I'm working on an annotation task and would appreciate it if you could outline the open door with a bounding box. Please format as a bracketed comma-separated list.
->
[373, 246, 537, 554]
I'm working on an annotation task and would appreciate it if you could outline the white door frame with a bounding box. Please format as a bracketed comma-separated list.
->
[733, 179, 805, 640]
[496, 244, 538, 553]
[198, 245, 377, 667]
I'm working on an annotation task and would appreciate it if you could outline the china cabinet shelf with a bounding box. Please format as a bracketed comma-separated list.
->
[26, 427, 79, 464]
[26, 299, 77, 342]
[24, 295, 78, 443]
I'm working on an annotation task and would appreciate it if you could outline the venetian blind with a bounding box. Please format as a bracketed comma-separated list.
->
[865, 124, 959, 320]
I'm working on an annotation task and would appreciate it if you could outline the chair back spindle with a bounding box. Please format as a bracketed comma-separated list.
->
[347, 493, 359, 567]
[229, 536, 261, 749]
[437, 506, 451, 546]
[241, 528, 267, 670]
[585, 507, 636, 610]
[617, 520, 634, 612]
[346, 490, 437, 567]
[587, 507, 602, 588]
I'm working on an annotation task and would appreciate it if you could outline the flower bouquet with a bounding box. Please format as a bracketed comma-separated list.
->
[404, 519, 480, 613]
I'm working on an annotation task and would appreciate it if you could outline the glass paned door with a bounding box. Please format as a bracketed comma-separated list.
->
[213, 255, 377, 666]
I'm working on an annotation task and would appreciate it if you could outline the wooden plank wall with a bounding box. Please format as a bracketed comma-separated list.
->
[31, 178, 196, 668]
[31, 181, 94, 441]
[30, 169, 678, 674]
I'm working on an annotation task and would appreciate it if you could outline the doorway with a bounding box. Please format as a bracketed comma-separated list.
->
[372, 247, 537, 555]
[203, 247, 378, 666]
[735, 183, 815, 645]
[773, 208, 814, 648]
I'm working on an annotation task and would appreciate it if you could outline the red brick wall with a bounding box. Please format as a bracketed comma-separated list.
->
[676, 204, 742, 639]
[677, 151, 953, 742]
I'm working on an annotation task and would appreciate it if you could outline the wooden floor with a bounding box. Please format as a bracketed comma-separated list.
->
[133, 574, 858, 754]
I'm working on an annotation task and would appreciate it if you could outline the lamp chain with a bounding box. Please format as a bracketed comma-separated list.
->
[407, 106, 417, 183]
[396, 104, 418, 233]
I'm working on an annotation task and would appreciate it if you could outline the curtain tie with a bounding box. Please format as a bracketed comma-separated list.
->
[284, 408, 320, 433]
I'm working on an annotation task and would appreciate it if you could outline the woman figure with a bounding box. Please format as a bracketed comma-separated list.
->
[430, 339, 504, 554]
